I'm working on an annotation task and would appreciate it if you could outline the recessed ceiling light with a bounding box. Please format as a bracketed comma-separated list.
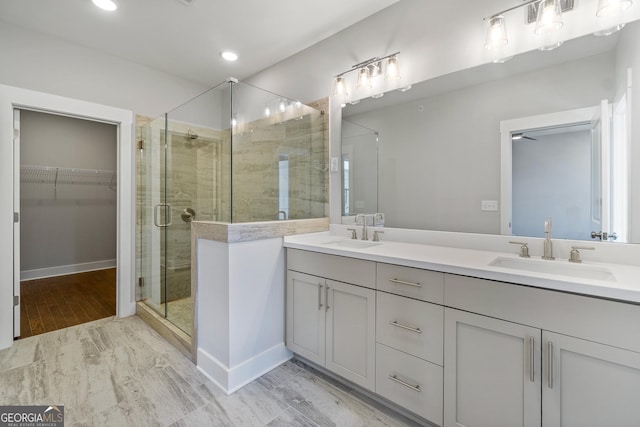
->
[221, 51, 238, 62]
[92, 0, 118, 11]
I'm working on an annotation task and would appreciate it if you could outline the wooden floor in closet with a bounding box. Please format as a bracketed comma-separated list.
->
[19, 268, 116, 339]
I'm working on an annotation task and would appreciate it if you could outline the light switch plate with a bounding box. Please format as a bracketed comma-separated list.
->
[481, 200, 498, 211]
[330, 157, 339, 172]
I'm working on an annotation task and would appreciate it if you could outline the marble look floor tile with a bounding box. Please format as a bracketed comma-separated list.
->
[265, 406, 319, 427]
[0, 316, 419, 427]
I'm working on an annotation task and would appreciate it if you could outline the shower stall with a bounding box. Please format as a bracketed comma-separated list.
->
[137, 80, 325, 336]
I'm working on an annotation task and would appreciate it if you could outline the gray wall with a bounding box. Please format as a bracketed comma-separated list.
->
[0, 21, 206, 118]
[20, 110, 117, 272]
[346, 52, 615, 233]
[512, 130, 591, 240]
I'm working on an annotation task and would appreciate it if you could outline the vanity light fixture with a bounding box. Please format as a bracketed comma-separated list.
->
[356, 66, 372, 90]
[92, 0, 118, 11]
[385, 55, 401, 80]
[486, 0, 632, 54]
[597, 0, 633, 16]
[332, 52, 401, 99]
[333, 76, 349, 97]
[485, 15, 508, 51]
[535, 0, 564, 50]
[594, 0, 633, 34]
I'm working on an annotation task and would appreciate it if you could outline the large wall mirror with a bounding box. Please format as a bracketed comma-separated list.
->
[341, 19, 639, 243]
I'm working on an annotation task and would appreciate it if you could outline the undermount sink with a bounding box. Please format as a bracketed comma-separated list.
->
[325, 239, 382, 249]
[489, 256, 616, 282]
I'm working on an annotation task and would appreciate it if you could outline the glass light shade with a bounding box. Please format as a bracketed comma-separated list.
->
[333, 76, 349, 96]
[278, 99, 286, 113]
[385, 56, 401, 80]
[356, 67, 372, 89]
[485, 15, 508, 50]
[597, 0, 633, 16]
[535, 0, 564, 35]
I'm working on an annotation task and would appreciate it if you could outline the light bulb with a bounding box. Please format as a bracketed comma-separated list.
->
[333, 76, 348, 97]
[264, 106, 271, 118]
[385, 56, 401, 80]
[535, 0, 563, 35]
[597, 0, 633, 16]
[485, 15, 508, 50]
[279, 99, 286, 113]
[356, 67, 372, 89]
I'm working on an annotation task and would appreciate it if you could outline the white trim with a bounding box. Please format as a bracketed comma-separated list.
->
[0, 84, 136, 350]
[20, 259, 117, 281]
[499, 106, 597, 237]
[197, 344, 293, 395]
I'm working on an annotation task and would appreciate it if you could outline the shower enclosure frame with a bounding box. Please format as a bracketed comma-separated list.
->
[137, 79, 326, 342]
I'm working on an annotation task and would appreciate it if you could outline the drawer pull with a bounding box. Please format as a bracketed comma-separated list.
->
[389, 278, 422, 288]
[389, 374, 421, 392]
[389, 320, 422, 334]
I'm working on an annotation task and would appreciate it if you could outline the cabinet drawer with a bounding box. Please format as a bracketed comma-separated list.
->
[287, 249, 376, 289]
[376, 343, 443, 425]
[376, 291, 443, 365]
[377, 263, 444, 303]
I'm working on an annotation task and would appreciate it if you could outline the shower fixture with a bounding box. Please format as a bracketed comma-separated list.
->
[186, 128, 198, 140]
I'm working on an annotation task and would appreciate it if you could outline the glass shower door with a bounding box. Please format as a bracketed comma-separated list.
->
[140, 115, 194, 335]
[139, 115, 169, 318]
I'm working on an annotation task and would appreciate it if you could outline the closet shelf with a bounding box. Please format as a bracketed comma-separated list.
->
[20, 165, 117, 190]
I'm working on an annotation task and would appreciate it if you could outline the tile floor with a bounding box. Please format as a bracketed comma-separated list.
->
[0, 316, 422, 426]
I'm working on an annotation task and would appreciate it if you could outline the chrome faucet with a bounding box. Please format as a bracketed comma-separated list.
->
[355, 214, 368, 240]
[542, 218, 554, 260]
[277, 210, 287, 220]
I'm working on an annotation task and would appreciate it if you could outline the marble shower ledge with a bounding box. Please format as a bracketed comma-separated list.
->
[191, 218, 329, 243]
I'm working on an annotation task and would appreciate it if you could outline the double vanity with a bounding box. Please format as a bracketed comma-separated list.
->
[283, 226, 640, 426]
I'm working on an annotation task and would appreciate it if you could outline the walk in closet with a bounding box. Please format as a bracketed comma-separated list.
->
[17, 110, 118, 338]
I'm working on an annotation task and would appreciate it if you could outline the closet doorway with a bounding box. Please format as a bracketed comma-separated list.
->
[17, 109, 117, 338]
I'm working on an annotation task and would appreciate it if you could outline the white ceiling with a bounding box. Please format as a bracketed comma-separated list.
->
[0, 0, 398, 87]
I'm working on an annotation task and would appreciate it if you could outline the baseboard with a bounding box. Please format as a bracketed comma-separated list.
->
[197, 343, 293, 395]
[20, 259, 116, 281]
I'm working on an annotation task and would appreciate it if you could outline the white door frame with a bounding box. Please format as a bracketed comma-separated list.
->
[499, 106, 597, 236]
[0, 84, 136, 350]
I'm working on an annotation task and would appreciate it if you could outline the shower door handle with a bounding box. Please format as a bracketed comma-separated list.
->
[154, 203, 173, 227]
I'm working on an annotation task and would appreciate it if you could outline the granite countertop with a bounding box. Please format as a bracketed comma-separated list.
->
[284, 231, 640, 304]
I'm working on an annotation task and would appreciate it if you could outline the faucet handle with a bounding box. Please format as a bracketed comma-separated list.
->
[569, 246, 595, 263]
[347, 228, 358, 240]
[509, 241, 530, 258]
[373, 230, 384, 242]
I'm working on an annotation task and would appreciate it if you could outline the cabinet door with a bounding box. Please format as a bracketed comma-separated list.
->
[325, 279, 376, 391]
[543, 331, 640, 427]
[286, 271, 325, 365]
[444, 308, 541, 427]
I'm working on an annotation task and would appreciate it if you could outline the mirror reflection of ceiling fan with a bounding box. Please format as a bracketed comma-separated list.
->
[511, 132, 537, 141]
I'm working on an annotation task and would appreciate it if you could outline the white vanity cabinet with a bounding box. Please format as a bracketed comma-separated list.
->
[375, 264, 445, 425]
[444, 308, 542, 427]
[286, 250, 376, 391]
[542, 331, 640, 427]
[444, 273, 640, 427]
